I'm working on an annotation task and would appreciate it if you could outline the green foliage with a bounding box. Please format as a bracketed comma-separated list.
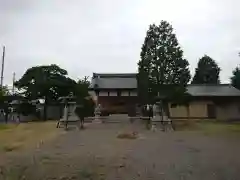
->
[192, 55, 221, 84]
[0, 86, 9, 106]
[74, 76, 95, 118]
[0, 86, 9, 97]
[75, 76, 90, 101]
[138, 20, 191, 104]
[0, 124, 11, 131]
[231, 66, 240, 90]
[15, 64, 77, 120]
[15, 64, 76, 101]
[75, 98, 95, 118]
[0, 86, 10, 105]
[160, 87, 189, 106]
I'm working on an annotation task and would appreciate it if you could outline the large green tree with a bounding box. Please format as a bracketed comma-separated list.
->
[0, 86, 9, 97]
[231, 66, 240, 90]
[74, 76, 95, 122]
[138, 20, 191, 104]
[192, 55, 221, 84]
[15, 64, 76, 119]
[75, 76, 91, 102]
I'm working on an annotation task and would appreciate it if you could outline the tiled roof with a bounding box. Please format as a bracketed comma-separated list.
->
[187, 84, 240, 97]
[89, 73, 137, 89]
[93, 73, 137, 78]
[89, 73, 240, 97]
[90, 76, 137, 89]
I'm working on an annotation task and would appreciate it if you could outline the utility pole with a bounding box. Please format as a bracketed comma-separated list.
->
[12, 72, 16, 94]
[1, 46, 5, 89]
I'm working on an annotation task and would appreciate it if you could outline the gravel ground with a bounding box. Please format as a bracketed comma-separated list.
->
[1, 121, 240, 180]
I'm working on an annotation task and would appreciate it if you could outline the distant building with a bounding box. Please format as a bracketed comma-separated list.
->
[88, 73, 138, 114]
[89, 73, 240, 120]
[171, 84, 240, 121]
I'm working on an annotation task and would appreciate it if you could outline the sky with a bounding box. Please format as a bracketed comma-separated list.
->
[0, 0, 239, 86]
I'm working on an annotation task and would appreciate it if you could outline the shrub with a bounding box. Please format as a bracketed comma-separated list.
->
[75, 98, 95, 118]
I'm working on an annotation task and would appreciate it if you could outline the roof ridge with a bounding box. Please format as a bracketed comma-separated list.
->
[188, 84, 231, 86]
[93, 72, 137, 75]
[93, 73, 137, 78]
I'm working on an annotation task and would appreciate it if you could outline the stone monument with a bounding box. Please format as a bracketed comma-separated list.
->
[93, 104, 102, 123]
[151, 101, 173, 131]
[57, 96, 80, 129]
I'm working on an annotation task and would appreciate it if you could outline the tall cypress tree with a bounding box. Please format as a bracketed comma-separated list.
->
[231, 66, 240, 90]
[192, 55, 221, 84]
[138, 21, 191, 104]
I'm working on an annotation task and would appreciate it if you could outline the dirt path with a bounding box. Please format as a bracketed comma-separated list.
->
[1, 122, 240, 180]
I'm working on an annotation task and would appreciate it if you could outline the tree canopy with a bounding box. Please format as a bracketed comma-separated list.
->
[75, 76, 91, 103]
[138, 20, 191, 104]
[14, 64, 94, 119]
[192, 55, 221, 84]
[231, 66, 240, 90]
[15, 64, 76, 101]
[0, 86, 9, 97]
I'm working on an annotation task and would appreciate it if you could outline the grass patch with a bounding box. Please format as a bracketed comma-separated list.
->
[0, 121, 62, 153]
[0, 124, 15, 131]
[2, 143, 22, 152]
[197, 121, 240, 134]
[0, 165, 28, 180]
[173, 120, 240, 135]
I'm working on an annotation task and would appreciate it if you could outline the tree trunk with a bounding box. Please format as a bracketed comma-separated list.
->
[4, 105, 8, 123]
[43, 97, 48, 121]
[5, 112, 8, 123]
